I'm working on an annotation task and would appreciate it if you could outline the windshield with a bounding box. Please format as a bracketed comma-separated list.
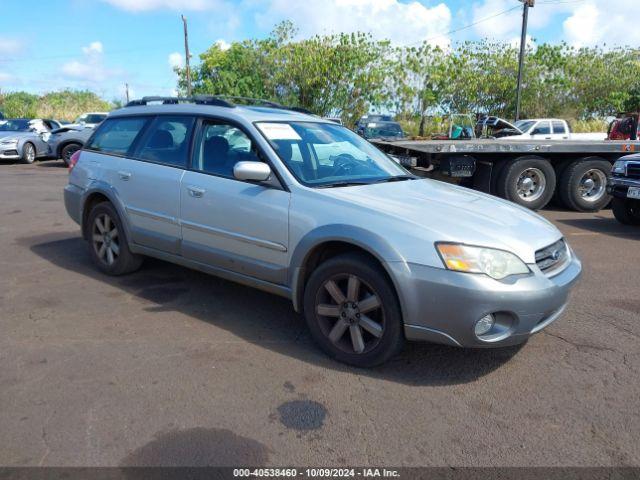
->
[0, 119, 31, 132]
[76, 114, 107, 124]
[514, 120, 535, 132]
[363, 122, 404, 139]
[257, 121, 411, 187]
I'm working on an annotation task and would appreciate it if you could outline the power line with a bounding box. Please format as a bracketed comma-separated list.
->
[408, 4, 522, 47]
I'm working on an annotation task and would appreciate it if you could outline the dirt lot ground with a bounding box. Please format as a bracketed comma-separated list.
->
[1, 160, 639, 468]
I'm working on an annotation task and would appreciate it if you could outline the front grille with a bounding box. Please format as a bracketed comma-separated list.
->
[535, 239, 569, 276]
[627, 162, 640, 179]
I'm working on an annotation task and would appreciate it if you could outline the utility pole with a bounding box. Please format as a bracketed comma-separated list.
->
[181, 14, 192, 97]
[515, 0, 534, 121]
[125, 83, 130, 103]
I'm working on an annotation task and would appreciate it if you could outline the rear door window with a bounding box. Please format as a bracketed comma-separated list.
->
[552, 121, 566, 134]
[87, 117, 148, 155]
[134, 116, 195, 168]
[533, 121, 551, 135]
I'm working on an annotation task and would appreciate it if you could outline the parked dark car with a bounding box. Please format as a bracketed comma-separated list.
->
[609, 154, 640, 225]
[360, 120, 405, 140]
[48, 126, 95, 165]
[355, 114, 393, 136]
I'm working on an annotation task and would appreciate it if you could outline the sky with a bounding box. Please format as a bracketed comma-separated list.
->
[0, 0, 638, 102]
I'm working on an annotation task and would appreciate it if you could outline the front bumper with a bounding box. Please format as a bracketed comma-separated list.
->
[0, 148, 20, 160]
[608, 176, 640, 199]
[389, 253, 582, 348]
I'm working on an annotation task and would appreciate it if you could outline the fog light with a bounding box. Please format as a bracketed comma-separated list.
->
[475, 314, 495, 337]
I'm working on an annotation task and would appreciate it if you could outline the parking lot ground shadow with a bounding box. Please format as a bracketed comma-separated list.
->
[23, 231, 523, 387]
[557, 216, 640, 240]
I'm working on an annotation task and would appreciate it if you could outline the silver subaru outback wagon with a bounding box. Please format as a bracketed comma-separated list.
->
[64, 96, 582, 367]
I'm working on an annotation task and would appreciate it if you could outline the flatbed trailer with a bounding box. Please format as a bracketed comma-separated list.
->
[372, 138, 640, 211]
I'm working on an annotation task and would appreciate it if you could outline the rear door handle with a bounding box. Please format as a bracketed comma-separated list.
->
[187, 185, 205, 198]
[118, 171, 132, 181]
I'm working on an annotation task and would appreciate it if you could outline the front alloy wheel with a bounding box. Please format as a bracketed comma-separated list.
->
[315, 274, 385, 354]
[303, 253, 404, 367]
[22, 143, 36, 164]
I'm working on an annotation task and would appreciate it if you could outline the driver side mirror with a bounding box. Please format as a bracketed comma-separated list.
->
[233, 161, 272, 182]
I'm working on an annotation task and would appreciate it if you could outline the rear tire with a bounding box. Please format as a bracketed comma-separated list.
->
[22, 142, 36, 164]
[497, 156, 556, 210]
[60, 143, 81, 166]
[559, 158, 611, 212]
[611, 197, 640, 225]
[303, 253, 404, 367]
[87, 202, 143, 275]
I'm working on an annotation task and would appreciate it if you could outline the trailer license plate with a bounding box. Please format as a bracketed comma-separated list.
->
[629, 187, 640, 199]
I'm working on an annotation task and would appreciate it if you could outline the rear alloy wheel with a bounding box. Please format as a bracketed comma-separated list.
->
[559, 158, 612, 212]
[61, 143, 81, 166]
[303, 253, 404, 367]
[87, 202, 143, 275]
[611, 197, 640, 225]
[497, 156, 556, 210]
[22, 143, 36, 164]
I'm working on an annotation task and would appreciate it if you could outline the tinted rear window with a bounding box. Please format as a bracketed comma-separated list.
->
[552, 121, 566, 134]
[87, 117, 148, 154]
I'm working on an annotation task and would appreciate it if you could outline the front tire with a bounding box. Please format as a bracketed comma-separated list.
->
[22, 142, 36, 164]
[611, 197, 640, 225]
[61, 143, 81, 166]
[497, 156, 556, 210]
[559, 158, 611, 212]
[303, 253, 404, 367]
[87, 202, 143, 275]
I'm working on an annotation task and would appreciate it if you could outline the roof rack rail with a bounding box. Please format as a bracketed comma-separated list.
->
[125, 96, 234, 108]
[124, 95, 315, 116]
[219, 97, 315, 115]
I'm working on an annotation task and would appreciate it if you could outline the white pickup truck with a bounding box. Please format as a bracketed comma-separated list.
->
[495, 118, 607, 141]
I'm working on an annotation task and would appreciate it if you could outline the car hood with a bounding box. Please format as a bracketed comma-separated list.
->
[325, 179, 561, 264]
[0, 131, 30, 140]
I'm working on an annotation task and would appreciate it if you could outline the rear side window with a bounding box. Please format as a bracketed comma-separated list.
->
[134, 116, 195, 168]
[533, 122, 551, 135]
[87, 117, 148, 154]
[552, 121, 566, 134]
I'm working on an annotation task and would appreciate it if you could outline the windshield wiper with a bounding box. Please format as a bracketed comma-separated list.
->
[317, 180, 373, 188]
[373, 175, 417, 183]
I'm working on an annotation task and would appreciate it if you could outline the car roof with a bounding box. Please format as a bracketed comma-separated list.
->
[108, 103, 328, 124]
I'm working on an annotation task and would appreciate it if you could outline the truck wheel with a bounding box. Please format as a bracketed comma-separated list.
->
[303, 253, 404, 367]
[559, 158, 611, 212]
[497, 156, 556, 210]
[611, 198, 640, 225]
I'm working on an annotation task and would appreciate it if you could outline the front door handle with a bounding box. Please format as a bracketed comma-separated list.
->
[118, 171, 132, 181]
[187, 185, 206, 198]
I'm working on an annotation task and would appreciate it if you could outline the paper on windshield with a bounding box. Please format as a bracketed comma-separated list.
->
[257, 123, 301, 141]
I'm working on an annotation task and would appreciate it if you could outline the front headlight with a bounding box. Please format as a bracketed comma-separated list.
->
[0, 137, 18, 145]
[612, 160, 627, 175]
[436, 243, 530, 280]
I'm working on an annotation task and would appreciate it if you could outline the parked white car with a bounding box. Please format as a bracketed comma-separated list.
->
[68, 112, 109, 129]
[497, 118, 606, 141]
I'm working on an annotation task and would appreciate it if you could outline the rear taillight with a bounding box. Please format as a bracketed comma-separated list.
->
[68, 150, 81, 172]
